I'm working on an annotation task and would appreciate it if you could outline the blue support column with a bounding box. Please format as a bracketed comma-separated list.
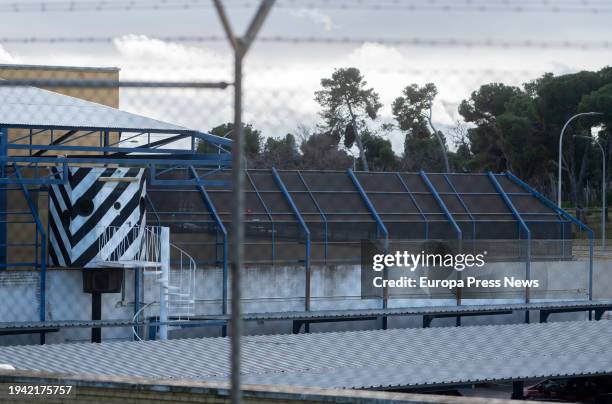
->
[347, 169, 389, 326]
[443, 174, 476, 240]
[505, 171, 594, 302]
[347, 169, 389, 249]
[190, 166, 229, 315]
[487, 172, 532, 320]
[419, 171, 462, 240]
[297, 171, 328, 263]
[272, 167, 311, 312]
[14, 167, 47, 328]
[420, 171, 463, 323]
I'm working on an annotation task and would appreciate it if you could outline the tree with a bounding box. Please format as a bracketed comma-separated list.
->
[531, 70, 608, 210]
[579, 83, 612, 218]
[448, 121, 474, 172]
[361, 131, 398, 171]
[392, 83, 450, 172]
[458, 83, 522, 172]
[402, 137, 447, 172]
[261, 133, 300, 169]
[457, 68, 612, 208]
[197, 122, 262, 165]
[314, 67, 382, 171]
[579, 83, 612, 129]
[299, 131, 353, 170]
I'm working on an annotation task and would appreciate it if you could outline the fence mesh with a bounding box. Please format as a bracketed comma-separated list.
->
[0, 7, 611, 346]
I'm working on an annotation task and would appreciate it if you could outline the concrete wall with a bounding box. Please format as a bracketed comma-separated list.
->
[0, 257, 603, 345]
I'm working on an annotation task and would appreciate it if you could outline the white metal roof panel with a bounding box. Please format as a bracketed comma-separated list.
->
[0, 320, 610, 390]
[0, 84, 191, 133]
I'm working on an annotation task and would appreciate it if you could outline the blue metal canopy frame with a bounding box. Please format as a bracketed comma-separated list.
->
[0, 118, 233, 328]
[488, 171, 532, 320]
[0, 124, 232, 186]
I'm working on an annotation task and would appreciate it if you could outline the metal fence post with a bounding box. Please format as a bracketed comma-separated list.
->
[213, 2, 275, 403]
[347, 169, 389, 327]
[505, 171, 595, 303]
[272, 167, 311, 312]
[419, 170, 463, 323]
[488, 172, 531, 322]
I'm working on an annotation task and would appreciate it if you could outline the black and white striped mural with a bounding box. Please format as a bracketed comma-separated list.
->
[48, 167, 147, 268]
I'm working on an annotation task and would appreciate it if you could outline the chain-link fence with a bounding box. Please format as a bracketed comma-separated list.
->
[0, 0, 611, 349]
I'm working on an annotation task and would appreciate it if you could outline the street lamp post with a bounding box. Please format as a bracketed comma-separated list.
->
[557, 112, 604, 208]
[575, 135, 606, 248]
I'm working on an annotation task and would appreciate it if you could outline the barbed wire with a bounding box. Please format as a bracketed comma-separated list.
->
[2, 34, 611, 50]
[1, 0, 612, 13]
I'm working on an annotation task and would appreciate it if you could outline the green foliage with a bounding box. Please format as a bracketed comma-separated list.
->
[459, 83, 522, 125]
[402, 136, 446, 172]
[262, 133, 300, 169]
[197, 122, 262, 159]
[361, 132, 398, 171]
[458, 83, 524, 172]
[579, 83, 612, 129]
[392, 83, 437, 137]
[299, 132, 353, 170]
[314, 67, 382, 158]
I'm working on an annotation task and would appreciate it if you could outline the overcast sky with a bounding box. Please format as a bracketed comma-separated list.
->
[0, 1, 611, 152]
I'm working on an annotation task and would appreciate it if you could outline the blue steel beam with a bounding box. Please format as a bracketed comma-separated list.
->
[6, 126, 231, 149]
[297, 170, 328, 262]
[5, 155, 229, 167]
[347, 169, 389, 320]
[487, 172, 532, 305]
[505, 170, 594, 301]
[190, 166, 229, 315]
[347, 169, 389, 249]
[272, 167, 312, 311]
[14, 167, 47, 325]
[9, 143, 202, 155]
[395, 172, 429, 239]
[443, 174, 476, 239]
[419, 171, 462, 240]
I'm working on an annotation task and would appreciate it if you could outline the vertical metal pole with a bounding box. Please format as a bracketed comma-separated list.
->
[0, 128, 6, 270]
[159, 227, 170, 340]
[230, 48, 245, 404]
[213, 2, 275, 402]
[599, 141, 606, 249]
[91, 292, 102, 343]
[134, 267, 141, 340]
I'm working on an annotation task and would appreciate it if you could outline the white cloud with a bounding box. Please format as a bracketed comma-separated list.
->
[289, 8, 336, 32]
[0, 44, 20, 63]
[113, 34, 228, 66]
[111, 34, 231, 80]
[346, 42, 407, 69]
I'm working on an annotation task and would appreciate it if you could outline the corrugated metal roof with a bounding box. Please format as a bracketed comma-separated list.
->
[0, 84, 191, 133]
[0, 320, 610, 390]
